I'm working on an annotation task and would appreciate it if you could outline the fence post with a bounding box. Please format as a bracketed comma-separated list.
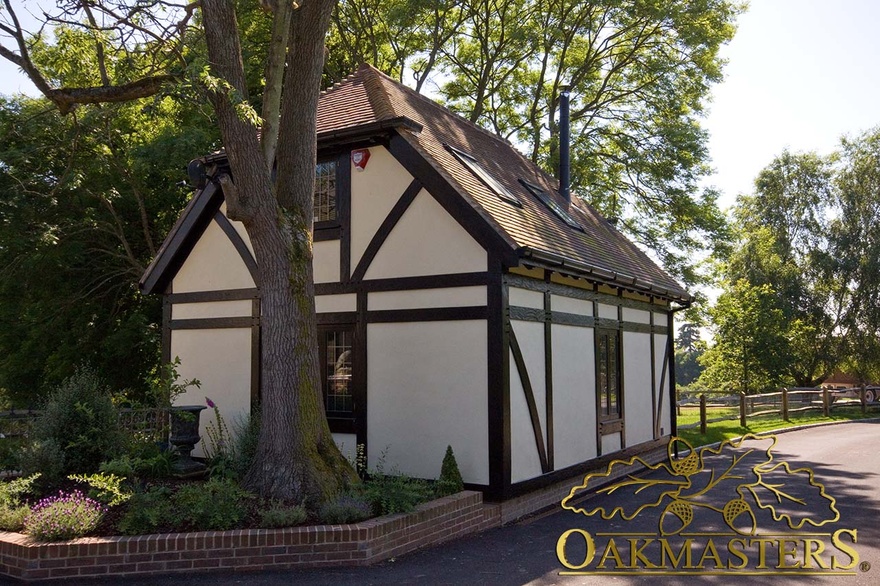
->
[861, 384, 867, 414]
[740, 392, 747, 427]
[700, 394, 707, 435]
[782, 388, 789, 422]
[822, 387, 830, 417]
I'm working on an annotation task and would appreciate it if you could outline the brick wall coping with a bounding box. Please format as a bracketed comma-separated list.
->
[0, 490, 498, 582]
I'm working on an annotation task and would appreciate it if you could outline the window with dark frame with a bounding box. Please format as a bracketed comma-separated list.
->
[320, 327, 354, 419]
[314, 160, 337, 224]
[596, 328, 621, 421]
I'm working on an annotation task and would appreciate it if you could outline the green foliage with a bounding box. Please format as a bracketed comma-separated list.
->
[0, 88, 218, 406]
[24, 490, 105, 542]
[18, 440, 66, 486]
[99, 450, 172, 480]
[703, 129, 880, 391]
[258, 502, 308, 528]
[117, 486, 174, 535]
[700, 280, 789, 394]
[142, 359, 201, 409]
[0, 504, 30, 532]
[356, 449, 433, 516]
[676, 324, 707, 386]
[318, 494, 373, 524]
[172, 478, 251, 531]
[436, 445, 464, 497]
[68, 473, 132, 507]
[26, 368, 124, 480]
[0, 474, 41, 532]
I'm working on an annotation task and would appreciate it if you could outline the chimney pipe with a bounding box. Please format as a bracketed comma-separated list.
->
[559, 86, 571, 203]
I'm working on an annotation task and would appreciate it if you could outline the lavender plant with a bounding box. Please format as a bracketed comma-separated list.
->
[24, 490, 105, 541]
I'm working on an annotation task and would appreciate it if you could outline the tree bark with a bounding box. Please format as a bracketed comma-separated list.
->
[202, 0, 356, 502]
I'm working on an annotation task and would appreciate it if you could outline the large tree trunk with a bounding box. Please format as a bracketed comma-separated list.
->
[202, 0, 356, 502]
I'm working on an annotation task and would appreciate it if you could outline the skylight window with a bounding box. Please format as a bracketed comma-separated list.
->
[445, 144, 521, 207]
[519, 179, 584, 231]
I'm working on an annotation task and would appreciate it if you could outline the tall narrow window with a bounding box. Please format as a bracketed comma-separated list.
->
[314, 160, 337, 223]
[320, 327, 353, 418]
[597, 329, 621, 421]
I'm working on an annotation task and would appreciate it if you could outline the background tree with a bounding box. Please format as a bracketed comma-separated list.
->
[700, 129, 880, 392]
[699, 279, 789, 394]
[0, 93, 218, 405]
[830, 128, 880, 383]
[1, 0, 356, 501]
[674, 323, 706, 386]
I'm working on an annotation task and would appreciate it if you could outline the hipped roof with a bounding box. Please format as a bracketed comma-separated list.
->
[320, 65, 689, 302]
[141, 64, 690, 303]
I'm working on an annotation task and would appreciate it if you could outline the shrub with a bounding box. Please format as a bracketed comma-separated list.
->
[0, 504, 29, 531]
[68, 473, 131, 506]
[24, 490, 105, 541]
[18, 440, 65, 486]
[26, 368, 123, 480]
[436, 445, 465, 497]
[258, 502, 308, 528]
[318, 494, 372, 524]
[117, 486, 174, 535]
[100, 450, 172, 481]
[173, 477, 251, 531]
[357, 449, 433, 516]
[0, 474, 40, 532]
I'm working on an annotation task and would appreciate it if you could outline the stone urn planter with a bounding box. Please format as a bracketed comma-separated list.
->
[169, 405, 207, 476]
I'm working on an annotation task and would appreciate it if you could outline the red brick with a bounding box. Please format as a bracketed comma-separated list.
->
[192, 558, 221, 569]
[165, 560, 194, 570]
[49, 566, 82, 578]
[136, 561, 168, 572]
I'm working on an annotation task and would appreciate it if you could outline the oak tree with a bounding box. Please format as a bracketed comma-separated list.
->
[1, 0, 356, 501]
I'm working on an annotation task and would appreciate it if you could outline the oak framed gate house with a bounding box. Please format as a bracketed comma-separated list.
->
[140, 65, 692, 502]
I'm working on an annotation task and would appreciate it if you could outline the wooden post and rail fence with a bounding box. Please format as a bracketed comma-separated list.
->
[677, 385, 880, 434]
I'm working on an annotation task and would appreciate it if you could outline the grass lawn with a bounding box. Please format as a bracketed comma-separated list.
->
[677, 405, 880, 448]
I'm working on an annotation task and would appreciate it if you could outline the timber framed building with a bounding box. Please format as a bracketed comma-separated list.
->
[140, 64, 691, 500]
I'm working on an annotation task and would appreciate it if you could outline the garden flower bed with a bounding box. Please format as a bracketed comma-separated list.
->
[0, 490, 496, 581]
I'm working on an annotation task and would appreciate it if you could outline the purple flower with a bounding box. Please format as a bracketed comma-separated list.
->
[206, 396, 216, 408]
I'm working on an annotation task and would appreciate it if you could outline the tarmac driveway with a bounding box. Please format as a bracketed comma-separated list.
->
[18, 420, 880, 586]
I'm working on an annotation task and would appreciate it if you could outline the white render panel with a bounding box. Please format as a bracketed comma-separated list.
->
[220, 203, 255, 256]
[551, 324, 597, 469]
[597, 303, 618, 320]
[654, 333, 672, 436]
[173, 219, 255, 293]
[552, 295, 593, 316]
[313, 240, 341, 283]
[171, 328, 252, 457]
[364, 189, 486, 279]
[622, 307, 651, 325]
[510, 350, 543, 483]
[172, 300, 252, 320]
[508, 287, 544, 310]
[367, 321, 488, 485]
[654, 312, 668, 326]
[369, 287, 486, 311]
[623, 331, 654, 446]
[333, 433, 358, 463]
[315, 293, 357, 313]
[602, 432, 622, 454]
[350, 147, 415, 273]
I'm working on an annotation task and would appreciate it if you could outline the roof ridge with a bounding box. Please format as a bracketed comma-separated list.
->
[356, 63, 397, 122]
[365, 65, 522, 149]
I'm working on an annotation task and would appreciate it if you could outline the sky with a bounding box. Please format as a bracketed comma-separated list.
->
[2, 0, 879, 210]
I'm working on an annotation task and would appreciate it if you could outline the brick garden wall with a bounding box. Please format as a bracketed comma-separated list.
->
[0, 442, 671, 581]
[0, 491, 493, 581]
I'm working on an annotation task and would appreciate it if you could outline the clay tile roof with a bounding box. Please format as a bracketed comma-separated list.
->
[325, 65, 689, 301]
